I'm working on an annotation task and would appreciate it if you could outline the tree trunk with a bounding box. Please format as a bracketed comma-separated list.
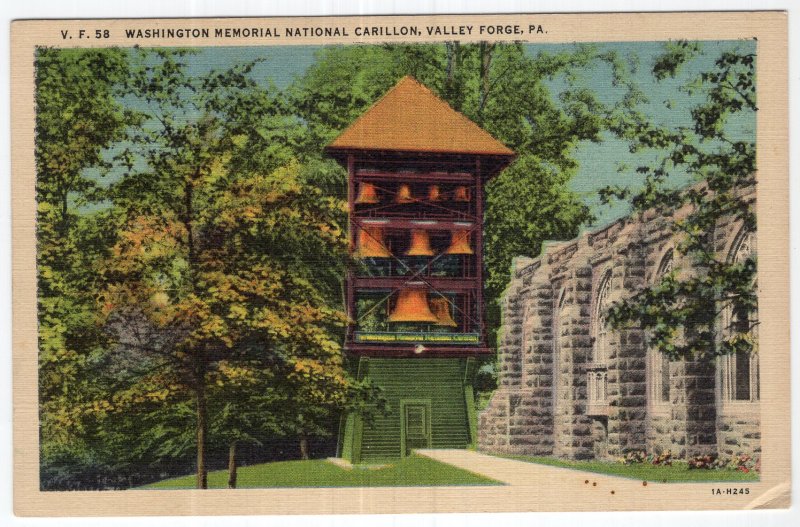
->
[444, 41, 462, 110]
[195, 354, 208, 489]
[478, 41, 495, 117]
[299, 434, 310, 460]
[59, 190, 70, 239]
[227, 441, 237, 489]
[446, 42, 455, 82]
[185, 170, 208, 489]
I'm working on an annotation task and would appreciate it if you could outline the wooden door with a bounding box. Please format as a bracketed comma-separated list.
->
[402, 402, 430, 456]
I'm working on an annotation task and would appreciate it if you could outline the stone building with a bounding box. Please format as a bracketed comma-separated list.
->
[478, 185, 759, 461]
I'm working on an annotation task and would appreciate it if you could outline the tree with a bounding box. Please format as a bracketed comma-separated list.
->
[602, 41, 757, 360]
[37, 47, 380, 490]
[34, 47, 136, 488]
[92, 48, 353, 487]
[102, 123, 352, 488]
[201, 161, 359, 481]
[34, 47, 133, 238]
[274, 352, 386, 462]
[204, 349, 284, 489]
[484, 157, 594, 306]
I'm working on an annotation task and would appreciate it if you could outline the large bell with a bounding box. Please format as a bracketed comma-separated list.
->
[445, 230, 473, 255]
[453, 185, 470, 202]
[355, 182, 380, 204]
[430, 297, 458, 327]
[406, 229, 435, 257]
[388, 288, 438, 323]
[395, 184, 414, 203]
[428, 185, 442, 202]
[356, 226, 391, 258]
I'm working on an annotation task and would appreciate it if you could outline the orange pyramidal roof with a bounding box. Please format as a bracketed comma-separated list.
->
[326, 76, 515, 157]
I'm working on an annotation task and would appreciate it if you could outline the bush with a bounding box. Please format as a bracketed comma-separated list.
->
[687, 454, 717, 470]
[648, 450, 673, 466]
[618, 450, 758, 473]
[716, 453, 759, 473]
[619, 450, 647, 465]
[687, 453, 760, 473]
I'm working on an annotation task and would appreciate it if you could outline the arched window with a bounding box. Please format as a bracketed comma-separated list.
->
[588, 270, 612, 411]
[553, 288, 567, 413]
[593, 271, 612, 365]
[648, 250, 673, 409]
[521, 298, 532, 354]
[720, 230, 759, 403]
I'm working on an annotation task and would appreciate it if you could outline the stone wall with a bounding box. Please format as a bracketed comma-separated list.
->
[479, 186, 760, 461]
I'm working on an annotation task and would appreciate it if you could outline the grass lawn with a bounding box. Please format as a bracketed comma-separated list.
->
[498, 454, 759, 483]
[141, 455, 502, 489]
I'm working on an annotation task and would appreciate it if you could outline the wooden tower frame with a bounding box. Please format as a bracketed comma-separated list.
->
[326, 76, 515, 462]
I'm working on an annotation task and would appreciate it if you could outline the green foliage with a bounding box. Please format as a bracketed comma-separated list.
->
[34, 48, 134, 485]
[652, 41, 701, 80]
[35, 47, 133, 222]
[602, 42, 757, 361]
[98, 48, 360, 480]
[289, 44, 447, 154]
[36, 48, 375, 489]
[484, 156, 593, 329]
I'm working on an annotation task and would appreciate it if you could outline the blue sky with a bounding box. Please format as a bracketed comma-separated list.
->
[526, 41, 755, 226]
[113, 40, 756, 229]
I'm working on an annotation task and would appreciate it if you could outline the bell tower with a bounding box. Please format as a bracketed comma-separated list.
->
[326, 76, 514, 462]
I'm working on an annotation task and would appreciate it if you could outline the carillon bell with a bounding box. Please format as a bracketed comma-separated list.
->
[430, 297, 458, 327]
[356, 226, 392, 258]
[395, 184, 414, 203]
[453, 186, 470, 202]
[445, 230, 473, 255]
[428, 185, 442, 202]
[388, 288, 438, 323]
[406, 229, 435, 257]
[355, 182, 380, 204]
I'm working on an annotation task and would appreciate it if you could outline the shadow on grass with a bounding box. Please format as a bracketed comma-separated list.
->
[140, 454, 503, 489]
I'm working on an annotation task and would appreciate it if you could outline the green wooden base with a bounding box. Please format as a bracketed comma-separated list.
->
[338, 357, 477, 463]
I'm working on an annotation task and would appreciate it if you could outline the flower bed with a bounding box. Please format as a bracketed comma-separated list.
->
[688, 453, 759, 474]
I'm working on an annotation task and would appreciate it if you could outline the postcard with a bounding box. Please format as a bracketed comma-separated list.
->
[10, 11, 789, 516]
